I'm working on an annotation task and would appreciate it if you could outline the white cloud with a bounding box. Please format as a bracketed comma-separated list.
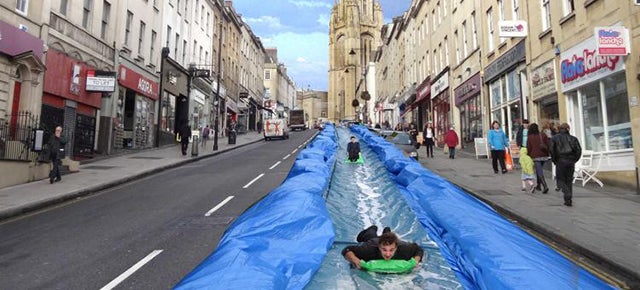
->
[288, 0, 333, 9]
[244, 16, 285, 30]
[317, 14, 330, 27]
[267, 32, 329, 89]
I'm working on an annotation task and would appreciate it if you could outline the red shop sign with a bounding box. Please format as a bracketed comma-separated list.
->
[118, 65, 159, 100]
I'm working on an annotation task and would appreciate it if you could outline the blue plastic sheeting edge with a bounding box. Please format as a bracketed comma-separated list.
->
[175, 125, 338, 290]
[351, 126, 615, 290]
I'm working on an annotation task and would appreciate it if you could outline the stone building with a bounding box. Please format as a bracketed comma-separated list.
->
[328, 0, 383, 123]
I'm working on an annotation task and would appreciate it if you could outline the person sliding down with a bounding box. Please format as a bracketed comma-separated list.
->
[347, 136, 361, 162]
[342, 226, 424, 273]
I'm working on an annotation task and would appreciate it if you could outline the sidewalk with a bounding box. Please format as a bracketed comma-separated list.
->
[0, 132, 264, 221]
[419, 149, 640, 288]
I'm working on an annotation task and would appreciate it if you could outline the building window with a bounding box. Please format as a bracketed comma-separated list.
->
[462, 21, 468, 58]
[199, 46, 203, 64]
[454, 30, 460, 64]
[487, 8, 494, 51]
[138, 21, 146, 55]
[150, 30, 157, 64]
[183, 40, 187, 63]
[175, 33, 180, 59]
[60, 0, 68, 15]
[166, 26, 171, 47]
[562, 0, 575, 17]
[82, 0, 93, 29]
[193, 40, 197, 62]
[101, 1, 110, 40]
[471, 12, 478, 49]
[265, 70, 271, 80]
[512, 0, 519, 20]
[195, 0, 199, 23]
[541, 0, 551, 31]
[206, 12, 210, 34]
[498, 0, 506, 43]
[444, 37, 449, 67]
[16, 0, 28, 14]
[577, 73, 632, 151]
[125, 11, 133, 46]
[184, 0, 189, 16]
[200, 5, 205, 25]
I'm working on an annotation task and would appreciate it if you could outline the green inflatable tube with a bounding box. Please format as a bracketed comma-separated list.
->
[345, 153, 364, 164]
[360, 258, 417, 274]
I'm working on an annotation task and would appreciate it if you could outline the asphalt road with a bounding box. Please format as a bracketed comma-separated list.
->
[0, 129, 318, 290]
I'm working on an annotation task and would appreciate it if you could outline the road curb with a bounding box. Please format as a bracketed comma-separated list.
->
[449, 181, 640, 289]
[0, 139, 264, 222]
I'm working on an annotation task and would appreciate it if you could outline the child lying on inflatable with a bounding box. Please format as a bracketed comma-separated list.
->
[342, 226, 424, 273]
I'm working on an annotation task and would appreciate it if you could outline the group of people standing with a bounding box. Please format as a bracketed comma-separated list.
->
[490, 119, 581, 207]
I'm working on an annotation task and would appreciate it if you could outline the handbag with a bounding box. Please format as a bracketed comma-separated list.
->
[505, 149, 514, 171]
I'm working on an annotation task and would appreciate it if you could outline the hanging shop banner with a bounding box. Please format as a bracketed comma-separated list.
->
[431, 71, 449, 99]
[86, 70, 116, 92]
[530, 60, 557, 100]
[560, 36, 625, 92]
[594, 26, 630, 56]
[454, 72, 481, 106]
[498, 20, 528, 38]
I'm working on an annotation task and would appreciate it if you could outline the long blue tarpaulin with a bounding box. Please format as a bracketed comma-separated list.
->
[350, 125, 615, 290]
[175, 126, 338, 290]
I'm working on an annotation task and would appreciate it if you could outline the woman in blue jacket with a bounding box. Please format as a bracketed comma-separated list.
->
[488, 120, 509, 174]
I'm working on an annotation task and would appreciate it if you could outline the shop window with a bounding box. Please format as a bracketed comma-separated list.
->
[491, 80, 502, 107]
[507, 71, 521, 101]
[581, 82, 604, 151]
[603, 74, 632, 150]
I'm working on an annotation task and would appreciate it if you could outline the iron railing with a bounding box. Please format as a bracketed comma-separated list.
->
[0, 111, 42, 161]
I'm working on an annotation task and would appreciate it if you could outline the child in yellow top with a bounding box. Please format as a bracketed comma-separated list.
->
[519, 147, 536, 193]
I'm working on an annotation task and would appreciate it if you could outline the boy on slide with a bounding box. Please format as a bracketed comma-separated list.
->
[342, 226, 424, 272]
[347, 136, 361, 162]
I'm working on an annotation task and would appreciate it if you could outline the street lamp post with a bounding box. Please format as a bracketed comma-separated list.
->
[213, 20, 223, 151]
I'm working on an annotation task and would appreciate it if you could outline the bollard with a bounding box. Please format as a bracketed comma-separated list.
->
[191, 135, 199, 156]
[228, 130, 236, 145]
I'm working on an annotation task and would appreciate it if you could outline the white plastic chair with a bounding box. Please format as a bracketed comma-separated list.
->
[573, 150, 604, 187]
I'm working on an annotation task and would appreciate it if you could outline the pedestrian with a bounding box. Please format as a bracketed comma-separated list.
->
[488, 120, 509, 174]
[342, 225, 424, 270]
[200, 125, 210, 148]
[408, 123, 418, 144]
[179, 123, 192, 156]
[257, 120, 262, 133]
[550, 123, 582, 207]
[519, 147, 536, 193]
[47, 126, 67, 184]
[443, 126, 459, 159]
[526, 123, 551, 193]
[422, 122, 436, 158]
[515, 119, 529, 148]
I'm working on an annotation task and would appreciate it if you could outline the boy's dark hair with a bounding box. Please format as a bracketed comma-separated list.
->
[379, 232, 399, 246]
[350, 136, 355, 139]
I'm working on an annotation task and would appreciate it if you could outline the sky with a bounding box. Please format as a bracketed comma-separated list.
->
[231, 0, 412, 91]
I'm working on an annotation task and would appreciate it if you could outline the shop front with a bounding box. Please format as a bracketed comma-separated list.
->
[412, 77, 431, 130]
[530, 60, 559, 130]
[0, 20, 45, 125]
[455, 72, 482, 146]
[116, 65, 158, 149]
[431, 70, 451, 141]
[560, 34, 634, 172]
[159, 57, 189, 146]
[484, 41, 526, 140]
[42, 49, 102, 159]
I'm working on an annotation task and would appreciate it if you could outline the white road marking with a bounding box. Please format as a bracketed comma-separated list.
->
[243, 173, 265, 188]
[283, 154, 291, 160]
[205, 196, 235, 217]
[269, 161, 281, 170]
[292, 148, 298, 154]
[100, 250, 163, 290]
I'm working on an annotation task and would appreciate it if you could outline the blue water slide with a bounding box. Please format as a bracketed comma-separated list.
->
[350, 125, 615, 290]
[175, 126, 338, 290]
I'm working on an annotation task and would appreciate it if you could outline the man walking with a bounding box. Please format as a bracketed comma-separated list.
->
[550, 123, 581, 207]
[200, 125, 210, 148]
[179, 124, 192, 156]
[48, 126, 67, 184]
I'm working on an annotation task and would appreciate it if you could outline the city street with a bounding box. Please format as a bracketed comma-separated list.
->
[0, 130, 317, 289]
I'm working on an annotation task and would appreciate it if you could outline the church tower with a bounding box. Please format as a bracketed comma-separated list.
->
[328, 0, 383, 122]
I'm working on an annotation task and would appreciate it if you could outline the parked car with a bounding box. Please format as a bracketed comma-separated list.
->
[377, 130, 420, 160]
